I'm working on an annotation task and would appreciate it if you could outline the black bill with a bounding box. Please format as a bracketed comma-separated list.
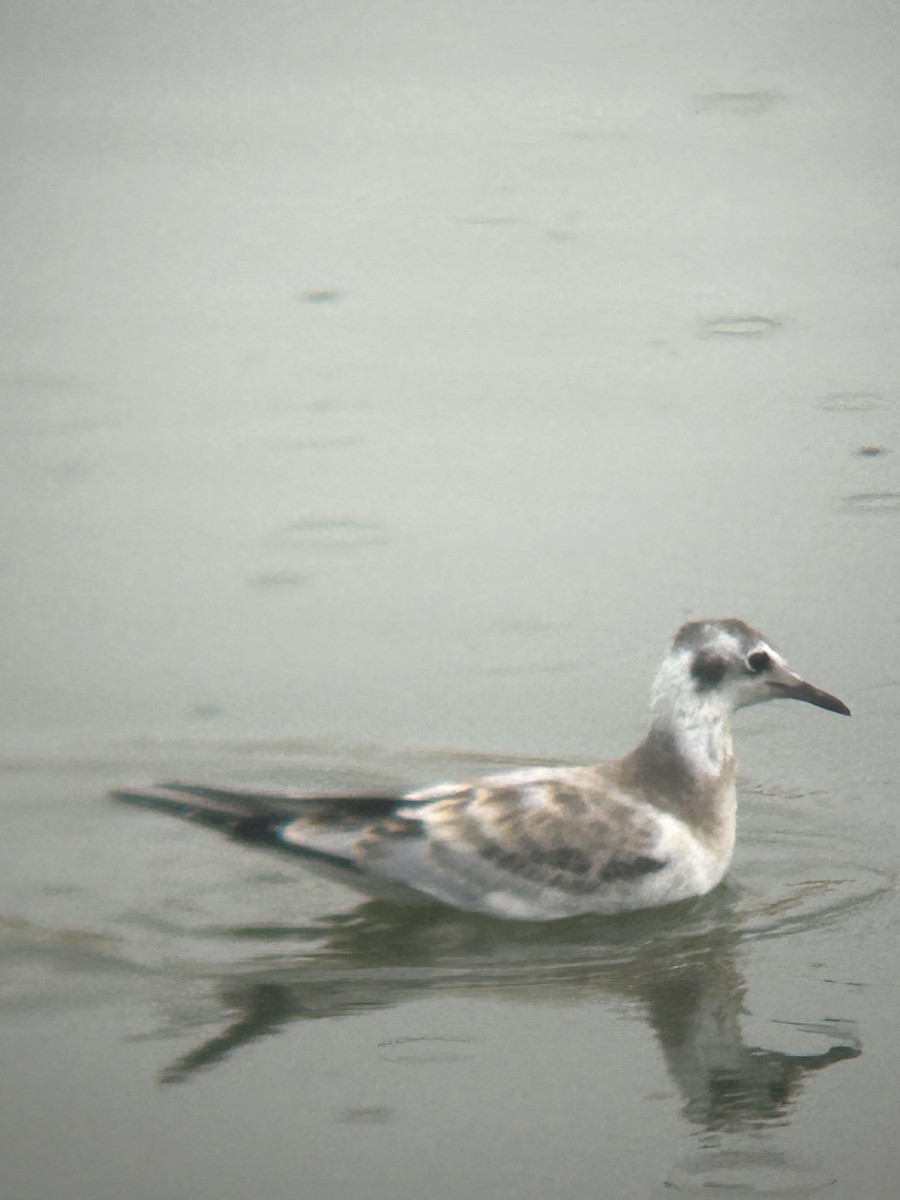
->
[773, 677, 851, 716]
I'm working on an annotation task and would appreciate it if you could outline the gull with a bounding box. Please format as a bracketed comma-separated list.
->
[112, 619, 850, 921]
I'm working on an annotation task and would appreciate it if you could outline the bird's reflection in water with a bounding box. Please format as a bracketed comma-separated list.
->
[160, 889, 859, 1133]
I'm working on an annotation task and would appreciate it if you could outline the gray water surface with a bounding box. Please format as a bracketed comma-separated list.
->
[2, 3, 899, 1198]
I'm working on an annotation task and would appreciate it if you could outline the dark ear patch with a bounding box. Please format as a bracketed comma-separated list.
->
[691, 650, 728, 691]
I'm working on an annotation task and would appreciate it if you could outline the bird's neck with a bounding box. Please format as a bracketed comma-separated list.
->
[622, 703, 736, 849]
[647, 657, 735, 779]
[647, 697, 734, 781]
[610, 661, 738, 851]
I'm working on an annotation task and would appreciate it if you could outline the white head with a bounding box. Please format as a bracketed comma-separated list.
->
[652, 618, 851, 720]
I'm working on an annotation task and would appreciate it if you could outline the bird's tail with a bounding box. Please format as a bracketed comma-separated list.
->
[110, 781, 404, 862]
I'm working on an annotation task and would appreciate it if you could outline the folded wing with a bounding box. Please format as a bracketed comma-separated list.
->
[112, 768, 669, 918]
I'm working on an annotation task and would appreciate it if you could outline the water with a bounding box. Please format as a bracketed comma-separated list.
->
[2, 2, 899, 1196]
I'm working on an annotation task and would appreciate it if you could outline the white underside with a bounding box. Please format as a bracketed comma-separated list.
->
[463, 812, 731, 921]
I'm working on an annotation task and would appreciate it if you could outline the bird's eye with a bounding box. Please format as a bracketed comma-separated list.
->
[747, 650, 771, 674]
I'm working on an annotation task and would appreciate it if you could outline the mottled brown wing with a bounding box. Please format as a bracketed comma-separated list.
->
[356, 773, 667, 913]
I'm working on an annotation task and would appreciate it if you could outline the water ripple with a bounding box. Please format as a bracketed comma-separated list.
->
[819, 391, 886, 412]
[698, 315, 783, 338]
[696, 90, 784, 116]
[843, 492, 900, 515]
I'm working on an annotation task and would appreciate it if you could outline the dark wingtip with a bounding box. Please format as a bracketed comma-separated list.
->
[109, 787, 150, 805]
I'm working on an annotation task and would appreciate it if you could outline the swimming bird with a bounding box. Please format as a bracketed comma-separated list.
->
[111, 619, 850, 921]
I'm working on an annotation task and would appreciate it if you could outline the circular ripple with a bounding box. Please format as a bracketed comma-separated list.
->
[666, 1149, 836, 1196]
[727, 787, 894, 941]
